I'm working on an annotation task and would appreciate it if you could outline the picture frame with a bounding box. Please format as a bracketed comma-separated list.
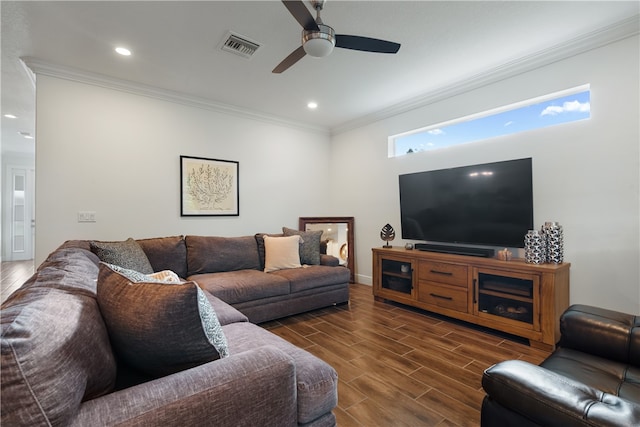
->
[180, 155, 239, 216]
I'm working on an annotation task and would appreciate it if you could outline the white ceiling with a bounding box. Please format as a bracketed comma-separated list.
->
[2, 1, 639, 155]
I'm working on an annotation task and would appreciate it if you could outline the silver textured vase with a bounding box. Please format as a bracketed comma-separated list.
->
[542, 221, 564, 264]
[524, 230, 546, 264]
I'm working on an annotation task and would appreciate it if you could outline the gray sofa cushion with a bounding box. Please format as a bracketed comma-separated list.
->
[97, 263, 229, 377]
[320, 254, 340, 267]
[191, 270, 290, 305]
[1, 250, 116, 426]
[186, 235, 260, 275]
[272, 265, 351, 293]
[137, 235, 188, 278]
[283, 227, 322, 265]
[222, 322, 338, 425]
[203, 293, 249, 325]
[68, 346, 299, 427]
[90, 238, 154, 274]
[33, 247, 100, 292]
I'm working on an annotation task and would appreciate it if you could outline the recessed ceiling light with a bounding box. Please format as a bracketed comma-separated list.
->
[4, 114, 17, 119]
[115, 47, 132, 56]
[307, 102, 318, 110]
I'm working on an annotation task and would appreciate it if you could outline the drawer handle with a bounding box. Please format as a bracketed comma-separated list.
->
[430, 293, 453, 301]
[430, 269, 453, 276]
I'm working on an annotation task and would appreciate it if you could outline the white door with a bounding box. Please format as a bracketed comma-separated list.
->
[6, 166, 35, 261]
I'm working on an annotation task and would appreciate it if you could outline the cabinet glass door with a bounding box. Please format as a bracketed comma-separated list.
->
[380, 258, 413, 295]
[475, 269, 540, 330]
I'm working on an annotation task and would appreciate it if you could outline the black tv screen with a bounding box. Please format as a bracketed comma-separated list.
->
[399, 158, 533, 248]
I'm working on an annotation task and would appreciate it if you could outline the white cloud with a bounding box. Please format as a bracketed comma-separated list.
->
[504, 121, 514, 127]
[428, 128, 444, 135]
[541, 100, 590, 116]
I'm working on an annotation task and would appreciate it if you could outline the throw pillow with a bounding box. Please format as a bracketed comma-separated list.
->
[137, 236, 188, 278]
[148, 269, 183, 283]
[254, 233, 284, 271]
[97, 263, 229, 377]
[90, 238, 154, 274]
[283, 227, 322, 265]
[263, 235, 302, 273]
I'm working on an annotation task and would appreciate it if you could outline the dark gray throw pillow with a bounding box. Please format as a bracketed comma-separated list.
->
[283, 227, 322, 265]
[96, 263, 229, 377]
[90, 238, 154, 274]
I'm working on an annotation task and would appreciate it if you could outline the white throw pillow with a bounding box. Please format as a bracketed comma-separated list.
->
[263, 235, 303, 272]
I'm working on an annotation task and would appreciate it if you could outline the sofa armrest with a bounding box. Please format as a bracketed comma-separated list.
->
[320, 254, 340, 266]
[69, 346, 297, 427]
[559, 304, 640, 365]
[482, 360, 640, 427]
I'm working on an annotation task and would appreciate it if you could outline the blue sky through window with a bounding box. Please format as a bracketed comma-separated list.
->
[392, 87, 590, 156]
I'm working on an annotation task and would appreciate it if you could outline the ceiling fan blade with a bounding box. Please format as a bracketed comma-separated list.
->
[272, 46, 307, 73]
[335, 35, 401, 54]
[282, 0, 319, 31]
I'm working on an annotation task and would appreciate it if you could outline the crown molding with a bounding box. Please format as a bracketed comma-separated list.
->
[21, 57, 330, 137]
[21, 15, 639, 138]
[331, 14, 640, 136]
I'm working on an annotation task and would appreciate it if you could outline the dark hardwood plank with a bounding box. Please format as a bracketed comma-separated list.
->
[417, 388, 481, 427]
[411, 366, 486, 411]
[349, 373, 445, 426]
[262, 283, 551, 425]
[345, 398, 419, 427]
[1, 260, 34, 304]
[404, 348, 483, 390]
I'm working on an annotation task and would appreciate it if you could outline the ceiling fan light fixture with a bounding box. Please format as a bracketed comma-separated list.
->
[302, 24, 335, 57]
[274, 1, 400, 73]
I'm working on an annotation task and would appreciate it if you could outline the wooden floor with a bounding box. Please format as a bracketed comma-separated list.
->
[1, 262, 549, 426]
[1, 260, 35, 304]
[263, 283, 551, 427]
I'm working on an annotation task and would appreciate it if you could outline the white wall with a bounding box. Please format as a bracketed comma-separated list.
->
[35, 76, 332, 265]
[33, 35, 640, 313]
[330, 35, 640, 314]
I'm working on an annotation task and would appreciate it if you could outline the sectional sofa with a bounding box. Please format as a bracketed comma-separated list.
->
[137, 233, 350, 323]
[1, 232, 350, 426]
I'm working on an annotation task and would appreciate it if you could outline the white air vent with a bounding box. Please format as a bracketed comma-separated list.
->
[220, 32, 260, 59]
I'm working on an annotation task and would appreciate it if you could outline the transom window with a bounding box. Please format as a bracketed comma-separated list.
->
[389, 85, 590, 157]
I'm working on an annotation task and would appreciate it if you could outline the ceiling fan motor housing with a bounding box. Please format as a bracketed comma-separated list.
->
[302, 24, 335, 57]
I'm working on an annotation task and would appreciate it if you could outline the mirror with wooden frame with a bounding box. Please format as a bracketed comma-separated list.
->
[299, 216, 355, 283]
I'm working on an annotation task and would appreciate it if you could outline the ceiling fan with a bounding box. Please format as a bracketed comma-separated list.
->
[273, 0, 401, 73]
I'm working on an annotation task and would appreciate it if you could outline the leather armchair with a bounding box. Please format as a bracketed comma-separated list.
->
[481, 304, 640, 426]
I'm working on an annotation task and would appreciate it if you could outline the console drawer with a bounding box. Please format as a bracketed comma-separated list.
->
[419, 261, 467, 287]
[418, 281, 468, 313]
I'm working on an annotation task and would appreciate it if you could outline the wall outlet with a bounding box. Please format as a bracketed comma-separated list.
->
[78, 211, 96, 222]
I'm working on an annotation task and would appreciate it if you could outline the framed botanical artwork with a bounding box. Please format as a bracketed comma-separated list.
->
[180, 156, 239, 216]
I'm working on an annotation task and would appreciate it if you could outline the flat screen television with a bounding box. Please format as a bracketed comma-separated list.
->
[399, 158, 533, 250]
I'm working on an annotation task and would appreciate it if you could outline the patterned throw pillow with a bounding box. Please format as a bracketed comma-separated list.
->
[283, 227, 322, 265]
[148, 269, 183, 283]
[90, 238, 154, 274]
[263, 235, 303, 272]
[97, 263, 229, 377]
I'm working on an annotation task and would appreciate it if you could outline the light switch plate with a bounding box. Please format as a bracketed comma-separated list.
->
[78, 211, 96, 222]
